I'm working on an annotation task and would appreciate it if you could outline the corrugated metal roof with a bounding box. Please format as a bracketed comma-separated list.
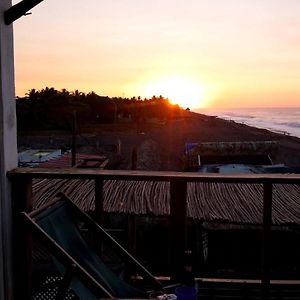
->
[38, 153, 107, 168]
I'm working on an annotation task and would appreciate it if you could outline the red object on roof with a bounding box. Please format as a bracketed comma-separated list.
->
[38, 152, 108, 169]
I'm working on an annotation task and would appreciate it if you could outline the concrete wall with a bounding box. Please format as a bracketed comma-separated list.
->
[0, 0, 17, 299]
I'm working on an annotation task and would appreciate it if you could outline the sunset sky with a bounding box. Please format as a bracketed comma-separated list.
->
[13, 0, 300, 109]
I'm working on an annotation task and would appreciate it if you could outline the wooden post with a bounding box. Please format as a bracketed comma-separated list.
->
[262, 182, 273, 300]
[127, 214, 136, 256]
[126, 214, 137, 280]
[131, 147, 137, 170]
[94, 178, 104, 226]
[170, 180, 187, 281]
[71, 111, 77, 167]
[87, 178, 104, 266]
[0, 1, 18, 299]
[4, 0, 45, 25]
[11, 178, 33, 212]
[12, 177, 33, 300]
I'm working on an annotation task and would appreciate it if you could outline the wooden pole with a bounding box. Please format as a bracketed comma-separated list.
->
[170, 180, 187, 281]
[71, 111, 77, 167]
[131, 147, 137, 170]
[12, 178, 33, 300]
[262, 182, 273, 300]
[4, 0, 44, 25]
[94, 178, 104, 226]
[127, 213, 137, 280]
[0, 2, 18, 298]
[94, 178, 104, 263]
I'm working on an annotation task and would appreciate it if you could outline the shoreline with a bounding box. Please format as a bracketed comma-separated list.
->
[198, 107, 300, 140]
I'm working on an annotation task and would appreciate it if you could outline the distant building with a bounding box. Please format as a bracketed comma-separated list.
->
[184, 141, 283, 173]
[38, 152, 109, 169]
[18, 149, 109, 169]
[182, 141, 300, 277]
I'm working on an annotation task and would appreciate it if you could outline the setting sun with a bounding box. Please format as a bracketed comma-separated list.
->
[144, 76, 206, 109]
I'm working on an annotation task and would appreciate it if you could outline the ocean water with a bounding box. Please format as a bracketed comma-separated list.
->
[199, 107, 300, 139]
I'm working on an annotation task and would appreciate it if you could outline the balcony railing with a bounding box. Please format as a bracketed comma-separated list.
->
[8, 168, 300, 299]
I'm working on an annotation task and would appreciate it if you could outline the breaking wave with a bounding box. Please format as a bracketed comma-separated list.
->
[199, 107, 300, 138]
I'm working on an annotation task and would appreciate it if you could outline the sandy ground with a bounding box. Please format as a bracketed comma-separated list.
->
[119, 111, 300, 170]
[18, 111, 300, 171]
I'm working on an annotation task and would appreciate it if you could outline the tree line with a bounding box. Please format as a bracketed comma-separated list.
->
[16, 87, 184, 131]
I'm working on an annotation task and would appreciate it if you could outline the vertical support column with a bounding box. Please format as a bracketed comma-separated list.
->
[94, 178, 104, 225]
[94, 178, 105, 265]
[262, 182, 273, 300]
[126, 214, 137, 280]
[127, 215, 136, 256]
[170, 180, 187, 281]
[11, 177, 33, 212]
[0, 1, 18, 299]
[71, 111, 77, 167]
[131, 147, 137, 171]
[12, 177, 32, 300]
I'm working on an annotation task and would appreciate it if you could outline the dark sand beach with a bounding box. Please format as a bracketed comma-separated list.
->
[110, 111, 300, 171]
[18, 111, 300, 171]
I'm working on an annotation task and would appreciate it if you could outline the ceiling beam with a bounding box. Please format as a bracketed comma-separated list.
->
[4, 0, 44, 25]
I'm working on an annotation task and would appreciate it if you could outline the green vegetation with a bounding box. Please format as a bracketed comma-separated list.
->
[16, 87, 184, 131]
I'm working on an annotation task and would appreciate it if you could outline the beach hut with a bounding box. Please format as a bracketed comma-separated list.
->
[184, 141, 279, 171]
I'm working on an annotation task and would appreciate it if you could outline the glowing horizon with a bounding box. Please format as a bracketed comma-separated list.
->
[13, 0, 300, 109]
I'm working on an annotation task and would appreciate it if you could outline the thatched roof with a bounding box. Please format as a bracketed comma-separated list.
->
[32, 179, 300, 225]
[186, 141, 279, 156]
